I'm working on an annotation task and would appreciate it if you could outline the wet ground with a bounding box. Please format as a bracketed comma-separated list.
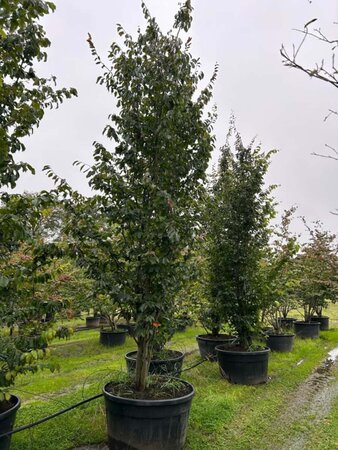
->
[268, 346, 338, 450]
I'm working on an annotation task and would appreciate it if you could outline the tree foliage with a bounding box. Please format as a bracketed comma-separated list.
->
[0, 0, 77, 189]
[47, 0, 216, 391]
[207, 121, 276, 348]
[0, 194, 63, 397]
[296, 220, 338, 321]
[260, 207, 300, 331]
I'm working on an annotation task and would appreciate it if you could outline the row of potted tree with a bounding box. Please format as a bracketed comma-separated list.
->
[1, 1, 337, 450]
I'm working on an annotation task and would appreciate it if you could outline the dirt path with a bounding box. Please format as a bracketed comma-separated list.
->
[267, 347, 338, 450]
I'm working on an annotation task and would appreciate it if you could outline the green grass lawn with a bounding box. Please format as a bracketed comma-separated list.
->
[10, 324, 338, 450]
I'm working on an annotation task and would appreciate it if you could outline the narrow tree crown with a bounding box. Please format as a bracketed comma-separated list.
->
[208, 122, 276, 348]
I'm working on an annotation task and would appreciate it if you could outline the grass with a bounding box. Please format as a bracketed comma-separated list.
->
[9, 323, 338, 450]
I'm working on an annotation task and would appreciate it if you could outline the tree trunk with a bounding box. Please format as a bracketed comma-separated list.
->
[135, 337, 152, 392]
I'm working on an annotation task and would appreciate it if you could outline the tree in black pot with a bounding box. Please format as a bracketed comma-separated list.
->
[294, 221, 338, 337]
[46, 1, 217, 448]
[208, 119, 276, 384]
[260, 208, 300, 352]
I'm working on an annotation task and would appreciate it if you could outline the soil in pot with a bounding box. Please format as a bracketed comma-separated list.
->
[103, 377, 194, 450]
[86, 316, 100, 328]
[0, 395, 21, 450]
[294, 321, 320, 339]
[310, 316, 330, 331]
[100, 329, 128, 347]
[196, 334, 236, 361]
[266, 333, 295, 352]
[125, 349, 184, 376]
[216, 344, 270, 385]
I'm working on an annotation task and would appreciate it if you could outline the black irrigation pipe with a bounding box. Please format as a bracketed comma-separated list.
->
[0, 358, 208, 440]
[180, 358, 207, 374]
[0, 393, 103, 439]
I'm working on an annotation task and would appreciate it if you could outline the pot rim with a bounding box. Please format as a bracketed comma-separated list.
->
[279, 318, 297, 323]
[267, 333, 295, 338]
[103, 377, 194, 407]
[0, 395, 21, 421]
[196, 334, 236, 342]
[100, 328, 128, 335]
[215, 345, 270, 356]
[125, 349, 184, 363]
[295, 321, 320, 325]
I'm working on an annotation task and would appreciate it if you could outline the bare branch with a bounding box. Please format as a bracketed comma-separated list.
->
[323, 109, 338, 121]
[293, 27, 338, 47]
[281, 19, 338, 90]
[311, 144, 338, 161]
[311, 153, 338, 161]
[325, 143, 338, 156]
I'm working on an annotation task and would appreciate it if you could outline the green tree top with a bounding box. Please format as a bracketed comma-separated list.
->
[0, 0, 77, 189]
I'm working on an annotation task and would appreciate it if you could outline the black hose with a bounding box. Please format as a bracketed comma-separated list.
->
[181, 358, 207, 373]
[0, 393, 103, 439]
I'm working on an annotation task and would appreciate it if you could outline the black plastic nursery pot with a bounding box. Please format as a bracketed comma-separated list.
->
[0, 395, 21, 450]
[125, 350, 184, 376]
[310, 316, 329, 331]
[279, 317, 297, 329]
[196, 334, 236, 361]
[266, 333, 295, 352]
[86, 316, 100, 328]
[100, 329, 128, 347]
[216, 345, 270, 385]
[116, 323, 136, 337]
[103, 379, 194, 450]
[294, 321, 320, 339]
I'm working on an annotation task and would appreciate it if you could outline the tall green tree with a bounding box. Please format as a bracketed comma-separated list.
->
[0, 0, 77, 189]
[48, 0, 216, 392]
[208, 121, 276, 348]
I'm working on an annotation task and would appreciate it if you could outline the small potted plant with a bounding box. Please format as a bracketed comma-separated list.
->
[196, 303, 235, 361]
[207, 121, 276, 385]
[264, 302, 295, 352]
[310, 306, 330, 331]
[97, 294, 128, 347]
[294, 221, 338, 338]
[260, 208, 299, 352]
[85, 302, 101, 328]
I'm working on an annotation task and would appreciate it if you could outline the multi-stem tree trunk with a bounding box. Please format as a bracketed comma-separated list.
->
[135, 337, 152, 392]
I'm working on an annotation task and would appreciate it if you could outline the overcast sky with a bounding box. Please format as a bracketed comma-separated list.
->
[13, 0, 338, 237]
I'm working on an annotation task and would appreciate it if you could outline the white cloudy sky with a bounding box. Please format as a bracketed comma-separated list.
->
[14, 0, 338, 236]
